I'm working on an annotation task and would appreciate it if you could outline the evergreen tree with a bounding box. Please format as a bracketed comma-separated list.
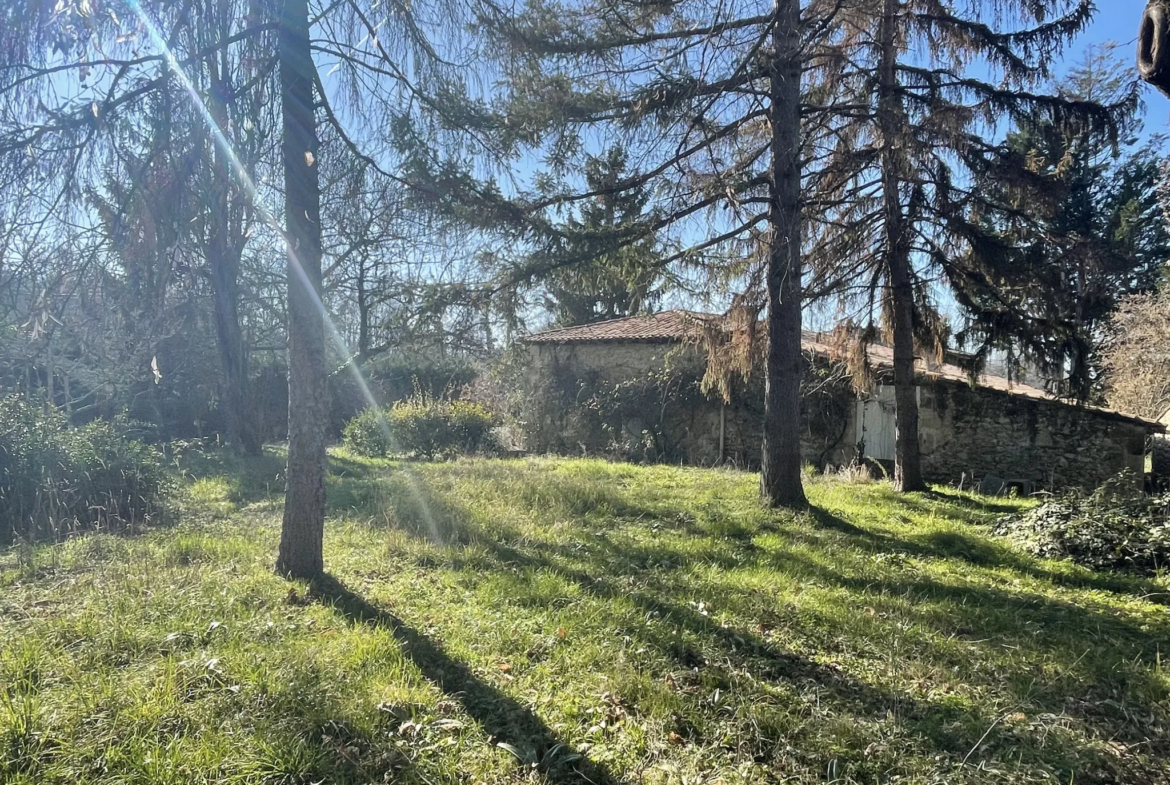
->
[805, 0, 1111, 492]
[464, 0, 834, 506]
[957, 46, 1167, 400]
[542, 148, 664, 327]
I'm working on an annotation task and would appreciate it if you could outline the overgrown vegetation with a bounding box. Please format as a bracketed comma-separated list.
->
[1103, 286, 1170, 419]
[526, 350, 855, 469]
[995, 473, 1170, 574]
[3, 455, 1168, 784]
[0, 395, 171, 545]
[343, 396, 496, 460]
[341, 408, 395, 458]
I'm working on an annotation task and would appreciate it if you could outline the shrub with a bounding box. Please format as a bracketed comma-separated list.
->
[343, 395, 497, 460]
[331, 357, 479, 436]
[342, 408, 394, 457]
[390, 396, 497, 460]
[993, 473, 1170, 574]
[0, 395, 171, 545]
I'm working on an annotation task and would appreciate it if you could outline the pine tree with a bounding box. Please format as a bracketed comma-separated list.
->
[805, 0, 1110, 492]
[541, 148, 665, 327]
[956, 46, 1166, 400]
[464, 0, 836, 506]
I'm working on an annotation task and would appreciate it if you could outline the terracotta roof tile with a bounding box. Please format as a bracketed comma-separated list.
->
[520, 311, 714, 343]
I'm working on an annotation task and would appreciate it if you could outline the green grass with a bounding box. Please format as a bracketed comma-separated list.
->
[2, 451, 1169, 784]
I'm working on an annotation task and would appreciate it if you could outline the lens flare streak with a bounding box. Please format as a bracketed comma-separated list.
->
[126, 1, 445, 542]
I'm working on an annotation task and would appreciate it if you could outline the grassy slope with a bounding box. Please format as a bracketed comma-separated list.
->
[2, 452, 1169, 785]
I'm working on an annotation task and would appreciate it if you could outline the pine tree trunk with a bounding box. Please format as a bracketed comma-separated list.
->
[889, 252, 925, 491]
[760, 0, 807, 508]
[877, 0, 925, 493]
[276, 0, 327, 580]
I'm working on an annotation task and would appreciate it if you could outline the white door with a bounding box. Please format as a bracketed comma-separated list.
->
[856, 385, 897, 461]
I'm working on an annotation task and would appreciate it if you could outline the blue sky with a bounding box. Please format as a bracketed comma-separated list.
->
[1075, 1, 1167, 126]
[1081, 1, 1145, 53]
[1082, 1, 1144, 48]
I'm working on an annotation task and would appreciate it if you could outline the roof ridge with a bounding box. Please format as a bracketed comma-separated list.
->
[529, 309, 684, 335]
[520, 310, 716, 343]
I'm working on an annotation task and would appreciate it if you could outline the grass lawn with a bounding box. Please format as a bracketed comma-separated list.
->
[2, 452, 1169, 784]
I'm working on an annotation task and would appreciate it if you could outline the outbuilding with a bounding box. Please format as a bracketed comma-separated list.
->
[521, 311, 1162, 491]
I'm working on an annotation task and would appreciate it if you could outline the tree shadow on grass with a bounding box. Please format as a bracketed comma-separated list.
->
[805, 505, 1170, 603]
[178, 447, 289, 505]
[425, 489, 1169, 746]
[922, 487, 1024, 516]
[309, 573, 619, 785]
[315, 466, 1170, 778]
[352, 475, 1167, 681]
[478, 527, 1170, 776]
[180, 448, 399, 510]
[471, 538, 994, 758]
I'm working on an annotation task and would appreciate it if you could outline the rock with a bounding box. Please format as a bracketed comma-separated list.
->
[980, 475, 1006, 495]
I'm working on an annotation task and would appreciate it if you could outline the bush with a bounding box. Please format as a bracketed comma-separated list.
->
[342, 395, 497, 460]
[331, 357, 479, 437]
[342, 408, 394, 457]
[993, 473, 1170, 574]
[0, 395, 171, 545]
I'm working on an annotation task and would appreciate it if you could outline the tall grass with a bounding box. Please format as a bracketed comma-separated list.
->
[4, 455, 1168, 784]
[0, 395, 171, 545]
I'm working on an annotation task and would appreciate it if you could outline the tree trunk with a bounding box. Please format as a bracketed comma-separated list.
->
[877, 0, 926, 493]
[760, 0, 807, 508]
[207, 59, 261, 457]
[888, 251, 924, 491]
[209, 241, 260, 455]
[276, 0, 327, 580]
[356, 260, 371, 360]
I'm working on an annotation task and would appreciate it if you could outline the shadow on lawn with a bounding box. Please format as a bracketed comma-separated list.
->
[356, 472, 1170, 756]
[177, 447, 288, 503]
[480, 519, 1170, 771]
[806, 503, 1170, 602]
[478, 537, 981, 742]
[180, 448, 392, 509]
[218, 455, 1166, 777]
[923, 487, 1023, 516]
[309, 573, 618, 785]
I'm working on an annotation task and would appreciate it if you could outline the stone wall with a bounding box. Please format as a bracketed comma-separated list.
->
[915, 381, 1147, 489]
[523, 339, 1152, 489]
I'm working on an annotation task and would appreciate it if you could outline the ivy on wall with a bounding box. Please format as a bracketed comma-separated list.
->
[522, 346, 855, 468]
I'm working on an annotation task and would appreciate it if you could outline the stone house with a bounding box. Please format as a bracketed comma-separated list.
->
[521, 310, 1163, 491]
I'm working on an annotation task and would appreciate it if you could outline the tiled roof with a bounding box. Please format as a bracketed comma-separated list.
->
[522, 310, 1163, 430]
[520, 311, 715, 343]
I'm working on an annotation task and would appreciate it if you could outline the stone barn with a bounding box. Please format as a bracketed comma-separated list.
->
[521, 311, 1163, 491]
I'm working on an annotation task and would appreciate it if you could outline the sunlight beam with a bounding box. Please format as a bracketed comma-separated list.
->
[126, 1, 445, 542]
